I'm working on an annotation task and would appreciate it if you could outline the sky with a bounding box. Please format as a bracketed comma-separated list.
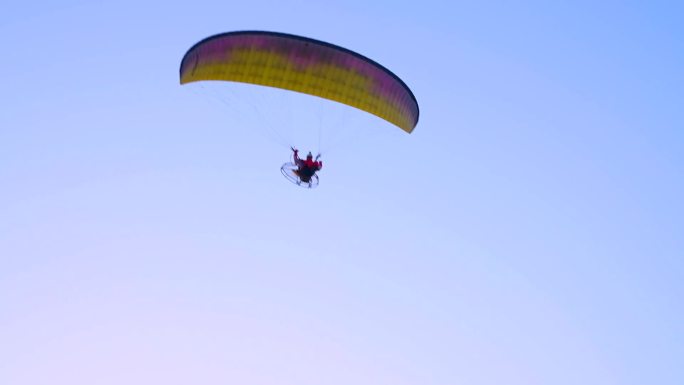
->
[1, 1, 683, 384]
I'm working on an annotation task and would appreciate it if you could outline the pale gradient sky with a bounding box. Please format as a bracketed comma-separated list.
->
[1, 1, 683, 384]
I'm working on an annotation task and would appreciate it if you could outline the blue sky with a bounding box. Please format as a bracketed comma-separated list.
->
[1, 1, 682, 384]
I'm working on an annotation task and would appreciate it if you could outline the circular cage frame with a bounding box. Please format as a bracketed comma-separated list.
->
[281, 162, 319, 189]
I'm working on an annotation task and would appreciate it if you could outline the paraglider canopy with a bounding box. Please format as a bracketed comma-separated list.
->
[179, 30, 419, 133]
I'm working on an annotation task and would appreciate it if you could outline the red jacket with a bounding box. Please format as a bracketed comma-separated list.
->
[304, 158, 322, 170]
[294, 150, 322, 171]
